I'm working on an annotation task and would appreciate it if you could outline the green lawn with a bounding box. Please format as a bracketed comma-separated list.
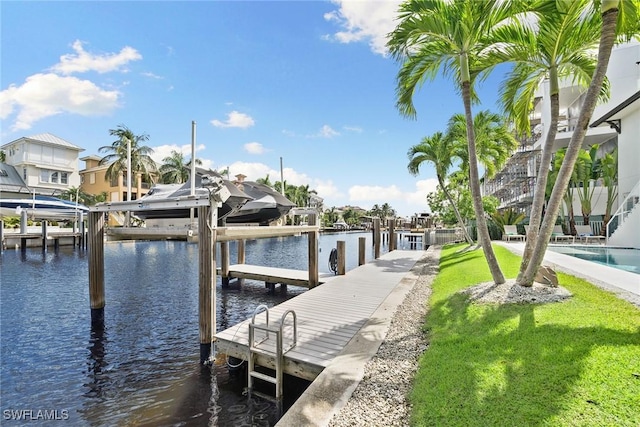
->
[410, 244, 640, 426]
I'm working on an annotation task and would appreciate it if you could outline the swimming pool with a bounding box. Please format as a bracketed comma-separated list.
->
[547, 245, 640, 275]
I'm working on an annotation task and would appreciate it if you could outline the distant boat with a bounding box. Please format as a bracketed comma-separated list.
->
[136, 170, 296, 226]
[225, 180, 296, 225]
[135, 172, 252, 223]
[0, 194, 89, 220]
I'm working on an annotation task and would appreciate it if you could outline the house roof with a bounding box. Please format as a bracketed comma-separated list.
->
[590, 90, 640, 129]
[1, 133, 83, 151]
[0, 162, 29, 192]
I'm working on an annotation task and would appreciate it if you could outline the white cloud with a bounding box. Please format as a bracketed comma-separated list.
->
[318, 124, 340, 138]
[323, 0, 401, 56]
[0, 73, 120, 131]
[211, 111, 255, 129]
[142, 71, 163, 79]
[50, 40, 142, 75]
[343, 125, 363, 133]
[150, 143, 206, 165]
[349, 184, 405, 201]
[347, 178, 436, 215]
[244, 142, 267, 155]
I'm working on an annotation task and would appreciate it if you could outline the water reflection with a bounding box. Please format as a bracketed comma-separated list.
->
[84, 322, 109, 400]
[1, 233, 378, 426]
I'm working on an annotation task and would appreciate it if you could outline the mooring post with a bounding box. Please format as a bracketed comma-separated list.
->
[0, 220, 5, 252]
[337, 240, 346, 275]
[221, 240, 230, 288]
[308, 214, 319, 288]
[358, 236, 366, 266]
[88, 211, 105, 326]
[41, 220, 48, 252]
[198, 204, 217, 364]
[373, 218, 381, 259]
[236, 239, 245, 286]
[388, 220, 395, 251]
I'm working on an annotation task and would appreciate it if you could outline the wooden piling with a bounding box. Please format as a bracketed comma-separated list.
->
[0, 220, 4, 252]
[221, 241, 230, 288]
[388, 220, 395, 251]
[358, 237, 366, 266]
[237, 239, 246, 264]
[88, 211, 105, 325]
[41, 221, 48, 252]
[308, 214, 319, 288]
[337, 240, 346, 275]
[198, 205, 216, 364]
[373, 218, 381, 259]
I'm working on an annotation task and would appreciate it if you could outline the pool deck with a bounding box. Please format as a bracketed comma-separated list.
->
[497, 242, 640, 306]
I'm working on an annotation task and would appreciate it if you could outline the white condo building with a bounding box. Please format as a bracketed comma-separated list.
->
[483, 41, 640, 248]
[1, 133, 84, 195]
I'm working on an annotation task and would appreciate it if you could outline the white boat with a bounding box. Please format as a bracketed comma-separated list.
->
[0, 194, 89, 220]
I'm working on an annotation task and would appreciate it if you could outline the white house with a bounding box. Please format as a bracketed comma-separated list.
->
[1, 133, 84, 195]
[484, 41, 640, 248]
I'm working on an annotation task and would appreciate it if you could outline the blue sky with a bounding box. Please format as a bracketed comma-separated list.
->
[1, 1, 506, 218]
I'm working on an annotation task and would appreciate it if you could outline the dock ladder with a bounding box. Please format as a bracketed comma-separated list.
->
[248, 305, 297, 401]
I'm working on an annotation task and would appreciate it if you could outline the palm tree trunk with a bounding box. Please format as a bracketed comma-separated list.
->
[520, 7, 618, 286]
[439, 176, 474, 245]
[517, 85, 560, 282]
[462, 80, 505, 284]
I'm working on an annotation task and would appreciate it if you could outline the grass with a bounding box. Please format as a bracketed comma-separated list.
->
[410, 244, 640, 427]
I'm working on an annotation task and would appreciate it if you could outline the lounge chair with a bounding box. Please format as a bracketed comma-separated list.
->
[575, 225, 605, 244]
[503, 225, 525, 242]
[550, 225, 575, 243]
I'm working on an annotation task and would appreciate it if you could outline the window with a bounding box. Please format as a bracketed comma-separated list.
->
[61, 172, 68, 185]
[51, 172, 59, 183]
[40, 170, 49, 183]
[89, 173, 95, 184]
[23, 168, 27, 180]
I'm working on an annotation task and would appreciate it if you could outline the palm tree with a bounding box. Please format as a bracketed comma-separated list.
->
[294, 185, 311, 207]
[520, 0, 637, 286]
[0, 150, 5, 162]
[575, 144, 601, 226]
[388, 0, 519, 284]
[59, 186, 94, 206]
[256, 174, 273, 187]
[407, 131, 473, 244]
[492, 0, 604, 282]
[548, 148, 579, 236]
[99, 125, 157, 189]
[599, 149, 618, 236]
[447, 111, 518, 179]
[159, 150, 202, 184]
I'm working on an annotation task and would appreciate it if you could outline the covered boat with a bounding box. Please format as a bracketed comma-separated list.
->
[225, 180, 296, 225]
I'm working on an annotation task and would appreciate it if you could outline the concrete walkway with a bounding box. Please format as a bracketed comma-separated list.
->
[276, 249, 432, 426]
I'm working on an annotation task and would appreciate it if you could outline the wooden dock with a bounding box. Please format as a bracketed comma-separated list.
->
[219, 264, 332, 288]
[215, 249, 426, 381]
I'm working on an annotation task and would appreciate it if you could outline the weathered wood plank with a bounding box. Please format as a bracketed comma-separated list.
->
[215, 249, 425, 381]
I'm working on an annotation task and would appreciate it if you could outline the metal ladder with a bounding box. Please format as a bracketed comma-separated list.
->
[248, 305, 297, 401]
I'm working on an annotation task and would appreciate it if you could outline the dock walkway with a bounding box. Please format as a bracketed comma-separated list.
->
[215, 249, 426, 382]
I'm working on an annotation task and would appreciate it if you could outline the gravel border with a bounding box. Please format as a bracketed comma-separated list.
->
[328, 247, 440, 427]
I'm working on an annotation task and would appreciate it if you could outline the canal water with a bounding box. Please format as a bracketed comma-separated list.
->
[0, 231, 397, 426]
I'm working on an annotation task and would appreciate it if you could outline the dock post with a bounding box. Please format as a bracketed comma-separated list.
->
[20, 210, 27, 234]
[42, 221, 48, 252]
[88, 211, 105, 326]
[198, 205, 217, 364]
[221, 241, 230, 288]
[0, 220, 4, 252]
[358, 237, 365, 266]
[373, 218, 381, 259]
[337, 240, 346, 275]
[237, 239, 245, 286]
[237, 239, 245, 264]
[308, 214, 319, 288]
[388, 220, 395, 251]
